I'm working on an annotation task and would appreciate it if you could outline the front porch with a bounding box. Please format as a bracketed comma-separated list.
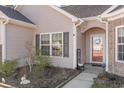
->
[76, 20, 107, 68]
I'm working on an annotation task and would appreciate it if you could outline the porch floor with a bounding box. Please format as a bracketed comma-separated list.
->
[63, 64, 103, 88]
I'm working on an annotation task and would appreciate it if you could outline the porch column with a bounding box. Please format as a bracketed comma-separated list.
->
[1, 24, 6, 62]
[105, 22, 109, 71]
[72, 23, 77, 69]
[0, 18, 8, 62]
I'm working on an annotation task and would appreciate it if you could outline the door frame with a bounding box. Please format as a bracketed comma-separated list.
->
[90, 34, 105, 64]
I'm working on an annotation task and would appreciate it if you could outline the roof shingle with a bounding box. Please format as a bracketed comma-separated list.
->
[61, 5, 112, 18]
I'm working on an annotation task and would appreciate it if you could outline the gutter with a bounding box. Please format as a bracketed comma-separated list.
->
[0, 17, 38, 30]
[97, 16, 109, 72]
[9, 18, 38, 30]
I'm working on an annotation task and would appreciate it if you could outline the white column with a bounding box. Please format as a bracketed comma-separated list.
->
[105, 22, 109, 71]
[72, 23, 77, 69]
[1, 24, 6, 62]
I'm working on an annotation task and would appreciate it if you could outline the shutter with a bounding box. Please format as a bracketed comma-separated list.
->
[35, 34, 40, 55]
[63, 32, 69, 57]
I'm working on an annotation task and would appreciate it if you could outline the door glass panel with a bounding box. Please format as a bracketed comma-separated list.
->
[92, 36, 103, 62]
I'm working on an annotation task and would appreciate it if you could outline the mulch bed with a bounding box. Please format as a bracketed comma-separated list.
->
[92, 72, 124, 88]
[0, 66, 81, 88]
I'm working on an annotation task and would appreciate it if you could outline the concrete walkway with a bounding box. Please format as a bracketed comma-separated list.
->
[63, 64, 103, 88]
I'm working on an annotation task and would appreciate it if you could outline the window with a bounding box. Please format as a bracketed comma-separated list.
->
[41, 34, 50, 56]
[52, 33, 63, 56]
[38, 32, 69, 57]
[116, 26, 124, 62]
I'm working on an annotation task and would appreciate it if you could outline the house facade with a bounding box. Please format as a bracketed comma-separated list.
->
[0, 5, 124, 77]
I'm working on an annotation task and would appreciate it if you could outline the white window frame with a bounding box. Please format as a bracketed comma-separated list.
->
[40, 32, 63, 58]
[115, 25, 124, 63]
[40, 33, 50, 56]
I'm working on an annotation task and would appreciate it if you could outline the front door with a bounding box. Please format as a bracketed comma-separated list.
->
[90, 35, 105, 63]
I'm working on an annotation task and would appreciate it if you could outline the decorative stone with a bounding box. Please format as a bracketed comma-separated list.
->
[1, 78, 6, 83]
[20, 74, 30, 85]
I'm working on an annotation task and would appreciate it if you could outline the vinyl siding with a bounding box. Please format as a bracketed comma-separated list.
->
[18, 5, 74, 69]
[6, 23, 34, 67]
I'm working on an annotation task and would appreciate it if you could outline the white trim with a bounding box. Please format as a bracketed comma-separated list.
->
[107, 13, 124, 21]
[50, 33, 52, 56]
[72, 23, 77, 69]
[14, 5, 18, 10]
[81, 16, 99, 21]
[14, 5, 24, 11]
[101, 5, 119, 15]
[102, 8, 124, 18]
[61, 32, 64, 57]
[0, 10, 37, 29]
[115, 25, 124, 63]
[1, 24, 6, 62]
[9, 18, 37, 29]
[99, 20, 109, 71]
[90, 34, 105, 64]
[105, 22, 109, 71]
[49, 5, 78, 22]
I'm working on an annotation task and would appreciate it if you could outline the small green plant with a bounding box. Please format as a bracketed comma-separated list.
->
[35, 54, 51, 71]
[0, 60, 17, 76]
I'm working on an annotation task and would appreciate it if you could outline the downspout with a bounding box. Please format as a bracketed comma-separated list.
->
[99, 17, 109, 72]
[72, 18, 84, 69]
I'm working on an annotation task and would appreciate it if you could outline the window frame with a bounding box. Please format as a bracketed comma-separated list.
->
[115, 25, 124, 63]
[40, 33, 50, 56]
[40, 32, 64, 58]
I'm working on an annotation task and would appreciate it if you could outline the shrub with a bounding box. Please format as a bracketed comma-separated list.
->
[0, 60, 17, 76]
[35, 55, 51, 71]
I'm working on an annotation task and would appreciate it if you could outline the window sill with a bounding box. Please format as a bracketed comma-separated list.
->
[50, 56, 69, 59]
[116, 60, 124, 63]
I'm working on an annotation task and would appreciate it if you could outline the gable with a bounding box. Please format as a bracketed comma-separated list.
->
[0, 5, 34, 24]
[17, 5, 73, 32]
[17, 5, 73, 24]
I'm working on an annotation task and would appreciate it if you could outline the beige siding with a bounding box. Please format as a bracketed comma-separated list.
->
[84, 28, 105, 63]
[18, 5, 74, 68]
[108, 17, 124, 77]
[6, 23, 34, 67]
